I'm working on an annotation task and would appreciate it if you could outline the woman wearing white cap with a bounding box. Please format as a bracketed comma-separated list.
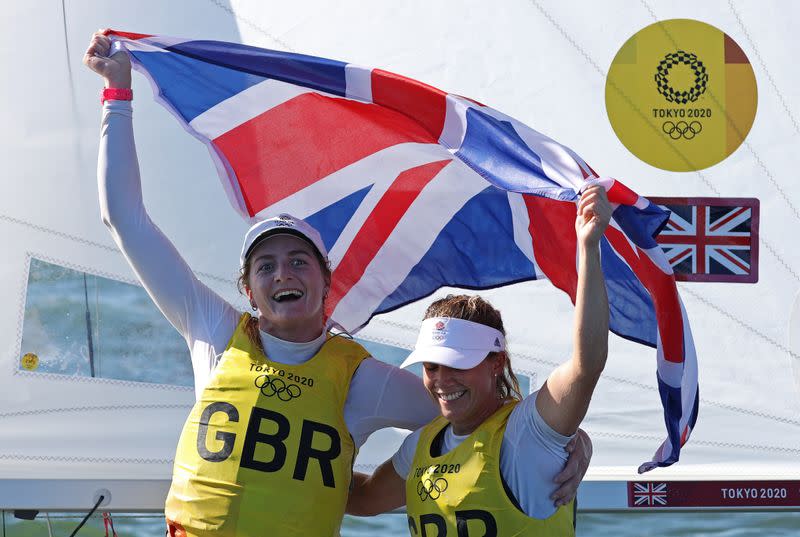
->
[347, 186, 612, 536]
[84, 30, 592, 536]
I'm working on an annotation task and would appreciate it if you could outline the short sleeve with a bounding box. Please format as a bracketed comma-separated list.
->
[391, 427, 424, 480]
[499, 391, 574, 518]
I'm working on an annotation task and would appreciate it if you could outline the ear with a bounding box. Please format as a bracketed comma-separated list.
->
[490, 352, 507, 376]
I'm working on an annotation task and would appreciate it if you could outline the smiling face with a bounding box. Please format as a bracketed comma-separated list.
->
[244, 233, 329, 342]
[423, 353, 505, 435]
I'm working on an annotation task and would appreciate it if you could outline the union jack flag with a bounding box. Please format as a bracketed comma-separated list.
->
[650, 197, 760, 283]
[631, 482, 669, 507]
[108, 31, 698, 472]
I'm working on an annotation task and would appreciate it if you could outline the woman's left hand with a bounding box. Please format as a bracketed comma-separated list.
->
[551, 428, 593, 507]
[575, 184, 612, 249]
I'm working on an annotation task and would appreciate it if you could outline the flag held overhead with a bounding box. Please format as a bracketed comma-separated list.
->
[108, 30, 699, 472]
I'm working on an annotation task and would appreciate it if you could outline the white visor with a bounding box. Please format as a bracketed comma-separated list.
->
[240, 213, 328, 268]
[399, 317, 506, 370]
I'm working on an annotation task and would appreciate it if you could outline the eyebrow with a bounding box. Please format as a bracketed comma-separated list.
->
[252, 250, 314, 263]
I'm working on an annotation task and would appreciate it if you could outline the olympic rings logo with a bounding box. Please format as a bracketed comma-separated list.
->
[416, 477, 448, 501]
[254, 375, 302, 401]
[662, 120, 703, 140]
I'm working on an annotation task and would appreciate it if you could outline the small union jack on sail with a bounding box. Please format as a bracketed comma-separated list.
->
[651, 197, 759, 283]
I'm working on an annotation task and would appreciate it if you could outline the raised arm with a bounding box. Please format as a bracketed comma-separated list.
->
[85, 31, 235, 344]
[536, 185, 611, 435]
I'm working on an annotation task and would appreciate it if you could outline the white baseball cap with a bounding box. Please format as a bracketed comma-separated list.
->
[399, 317, 506, 370]
[240, 214, 328, 267]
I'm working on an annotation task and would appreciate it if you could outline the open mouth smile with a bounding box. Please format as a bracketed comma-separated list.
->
[438, 390, 466, 402]
[272, 289, 304, 302]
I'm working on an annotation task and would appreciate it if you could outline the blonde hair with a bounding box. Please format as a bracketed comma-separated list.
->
[424, 294, 523, 401]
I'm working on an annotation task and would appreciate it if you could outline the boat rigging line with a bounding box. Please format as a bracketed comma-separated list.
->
[45, 512, 54, 537]
[67, 494, 104, 537]
[83, 273, 95, 378]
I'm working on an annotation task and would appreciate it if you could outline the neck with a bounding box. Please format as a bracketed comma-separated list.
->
[450, 398, 504, 436]
[257, 315, 325, 343]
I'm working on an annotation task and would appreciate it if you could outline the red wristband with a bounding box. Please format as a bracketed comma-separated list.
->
[100, 87, 133, 104]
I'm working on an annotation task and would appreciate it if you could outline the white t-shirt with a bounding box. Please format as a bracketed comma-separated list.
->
[392, 393, 573, 519]
[99, 101, 438, 448]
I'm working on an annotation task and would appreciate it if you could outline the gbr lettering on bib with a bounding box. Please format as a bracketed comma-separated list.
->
[197, 402, 342, 488]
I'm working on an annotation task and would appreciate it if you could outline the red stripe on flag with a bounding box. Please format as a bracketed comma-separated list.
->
[523, 196, 579, 301]
[604, 226, 684, 363]
[668, 248, 692, 265]
[606, 180, 640, 206]
[106, 29, 153, 40]
[680, 425, 690, 445]
[709, 207, 747, 232]
[716, 248, 749, 272]
[658, 235, 750, 246]
[372, 69, 447, 141]
[326, 159, 453, 315]
[214, 93, 440, 216]
[696, 207, 706, 274]
[666, 220, 686, 232]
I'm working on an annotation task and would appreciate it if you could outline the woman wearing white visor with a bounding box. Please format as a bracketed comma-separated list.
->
[85, 29, 593, 536]
[348, 186, 612, 536]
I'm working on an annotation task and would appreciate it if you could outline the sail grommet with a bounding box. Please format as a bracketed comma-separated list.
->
[93, 488, 112, 508]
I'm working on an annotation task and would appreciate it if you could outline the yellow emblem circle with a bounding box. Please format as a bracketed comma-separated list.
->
[21, 352, 39, 371]
[605, 19, 757, 171]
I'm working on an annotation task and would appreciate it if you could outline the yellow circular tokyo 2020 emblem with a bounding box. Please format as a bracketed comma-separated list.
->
[605, 19, 757, 172]
[21, 352, 39, 371]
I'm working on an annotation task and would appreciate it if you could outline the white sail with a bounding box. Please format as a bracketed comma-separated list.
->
[1, 0, 799, 512]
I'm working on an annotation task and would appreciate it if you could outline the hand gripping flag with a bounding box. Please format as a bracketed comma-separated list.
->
[108, 30, 698, 472]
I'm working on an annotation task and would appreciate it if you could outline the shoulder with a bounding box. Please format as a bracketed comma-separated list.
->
[499, 394, 573, 519]
[392, 427, 426, 480]
[349, 358, 436, 420]
[401, 426, 426, 451]
[191, 308, 241, 380]
[344, 360, 436, 446]
[324, 334, 372, 363]
[350, 357, 421, 393]
[505, 391, 573, 452]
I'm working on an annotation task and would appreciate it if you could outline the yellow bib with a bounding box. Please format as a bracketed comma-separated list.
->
[406, 401, 575, 537]
[165, 313, 369, 537]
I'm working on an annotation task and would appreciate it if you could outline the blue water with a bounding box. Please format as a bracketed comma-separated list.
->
[13, 258, 800, 535]
[3, 510, 800, 536]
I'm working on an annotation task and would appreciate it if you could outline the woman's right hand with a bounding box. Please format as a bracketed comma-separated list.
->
[83, 30, 131, 89]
